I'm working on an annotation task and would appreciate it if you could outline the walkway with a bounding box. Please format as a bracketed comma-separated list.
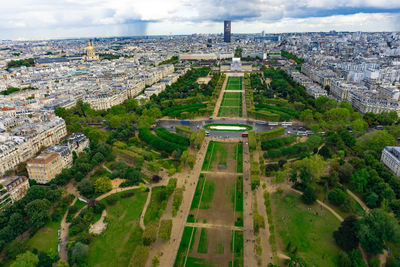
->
[346, 189, 370, 212]
[242, 140, 258, 267]
[140, 186, 152, 230]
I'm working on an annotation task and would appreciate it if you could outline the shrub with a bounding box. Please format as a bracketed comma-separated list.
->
[155, 128, 190, 146]
[158, 219, 172, 241]
[139, 128, 185, 153]
[328, 188, 347, 206]
[129, 246, 149, 267]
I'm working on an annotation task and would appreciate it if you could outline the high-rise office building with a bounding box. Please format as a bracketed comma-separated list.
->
[224, 20, 231, 43]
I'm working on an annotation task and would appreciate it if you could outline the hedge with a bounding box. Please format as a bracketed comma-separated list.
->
[257, 127, 285, 141]
[248, 109, 280, 121]
[155, 128, 190, 146]
[255, 103, 300, 118]
[264, 134, 322, 158]
[261, 135, 297, 150]
[162, 103, 207, 117]
[138, 128, 186, 153]
[175, 126, 194, 137]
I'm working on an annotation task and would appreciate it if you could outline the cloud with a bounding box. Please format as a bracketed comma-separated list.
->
[0, 0, 399, 39]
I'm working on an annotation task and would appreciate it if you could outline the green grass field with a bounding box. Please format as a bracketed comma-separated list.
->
[235, 143, 243, 173]
[226, 77, 242, 90]
[199, 179, 215, 209]
[86, 189, 148, 267]
[271, 192, 341, 267]
[191, 174, 206, 211]
[27, 221, 59, 252]
[197, 228, 209, 253]
[202, 141, 230, 171]
[231, 230, 244, 267]
[218, 92, 242, 117]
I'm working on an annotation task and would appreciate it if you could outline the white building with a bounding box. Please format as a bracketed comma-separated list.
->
[381, 146, 400, 177]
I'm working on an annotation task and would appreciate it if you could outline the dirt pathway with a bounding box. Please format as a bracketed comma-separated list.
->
[242, 140, 258, 267]
[156, 138, 210, 267]
[140, 186, 152, 230]
[346, 189, 370, 212]
[59, 197, 77, 263]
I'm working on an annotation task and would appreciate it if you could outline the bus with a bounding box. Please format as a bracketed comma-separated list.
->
[281, 122, 293, 127]
[268, 122, 279, 126]
[242, 132, 248, 137]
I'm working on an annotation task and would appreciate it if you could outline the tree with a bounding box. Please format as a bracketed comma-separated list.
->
[318, 145, 332, 159]
[71, 242, 89, 264]
[350, 169, 369, 193]
[356, 130, 396, 155]
[357, 209, 400, 255]
[301, 186, 316, 204]
[315, 96, 336, 113]
[24, 199, 51, 227]
[124, 99, 139, 111]
[142, 222, 158, 245]
[8, 213, 27, 236]
[7, 240, 28, 259]
[333, 216, 359, 251]
[10, 251, 38, 267]
[94, 177, 112, 194]
[351, 119, 368, 136]
[328, 188, 347, 206]
[78, 179, 94, 196]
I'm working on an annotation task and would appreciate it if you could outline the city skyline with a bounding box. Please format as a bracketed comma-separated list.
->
[0, 0, 399, 40]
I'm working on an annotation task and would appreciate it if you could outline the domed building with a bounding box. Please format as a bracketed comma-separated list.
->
[83, 41, 99, 61]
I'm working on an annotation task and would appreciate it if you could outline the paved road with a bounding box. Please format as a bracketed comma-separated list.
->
[157, 118, 304, 139]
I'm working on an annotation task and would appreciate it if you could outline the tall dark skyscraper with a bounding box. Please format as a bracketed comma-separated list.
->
[224, 20, 231, 43]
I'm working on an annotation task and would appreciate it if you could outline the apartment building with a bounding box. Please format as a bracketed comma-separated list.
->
[26, 152, 63, 184]
[381, 146, 400, 177]
[0, 175, 30, 209]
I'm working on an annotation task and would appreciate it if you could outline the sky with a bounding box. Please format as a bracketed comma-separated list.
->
[1, 0, 400, 40]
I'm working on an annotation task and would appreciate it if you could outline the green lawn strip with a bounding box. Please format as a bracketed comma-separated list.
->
[222, 98, 241, 106]
[235, 143, 243, 172]
[271, 192, 341, 267]
[235, 176, 243, 212]
[144, 186, 173, 225]
[86, 189, 148, 267]
[204, 124, 252, 132]
[223, 92, 241, 99]
[199, 179, 215, 209]
[230, 230, 244, 267]
[174, 226, 197, 267]
[197, 228, 209, 253]
[191, 174, 206, 210]
[26, 220, 59, 252]
[215, 142, 228, 166]
[218, 107, 241, 117]
[202, 142, 215, 171]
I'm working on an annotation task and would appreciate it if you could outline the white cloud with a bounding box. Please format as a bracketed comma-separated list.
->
[0, 0, 399, 39]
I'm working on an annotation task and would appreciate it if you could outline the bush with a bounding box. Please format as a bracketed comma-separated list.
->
[261, 135, 296, 150]
[158, 219, 172, 241]
[129, 245, 149, 267]
[155, 128, 190, 146]
[142, 222, 158, 245]
[257, 127, 285, 141]
[139, 128, 185, 153]
[328, 188, 347, 206]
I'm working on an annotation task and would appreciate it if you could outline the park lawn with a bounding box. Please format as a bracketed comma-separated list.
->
[74, 199, 87, 209]
[191, 174, 206, 211]
[235, 143, 243, 173]
[202, 141, 230, 171]
[197, 228, 209, 253]
[218, 107, 242, 117]
[144, 186, 169, 225]
[222, 98, 241, 106]
[86, 189, 148, 267]
[313, 184, 365, 219]
[226, 77, 242, 90]
[26, 220, 59, 252]
[223, 92, 241, 98]
[271, 192, 341, 267]
[199, 179, 215, 210]
[230, 230, 244, 267]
